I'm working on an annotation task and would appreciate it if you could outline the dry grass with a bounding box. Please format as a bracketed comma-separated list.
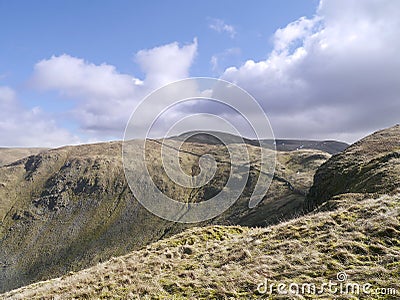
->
[3, 193, 399, 299]
[306, 125, 400, 210]
[0, 148, 48, 167]
[0, 138, 329, 293]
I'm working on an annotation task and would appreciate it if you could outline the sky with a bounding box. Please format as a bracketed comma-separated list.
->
[0, 0, 399, 147]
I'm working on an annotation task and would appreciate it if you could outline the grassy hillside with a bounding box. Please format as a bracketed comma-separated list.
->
[172, 131, 349, 154]
[0, 148, 48, 167]
[305, 125, 400, 210]
[263, 139, 348, 155]
[0, 138, 329, 293]
[2, 192, 399, 299]
[1, 125, 399, 299]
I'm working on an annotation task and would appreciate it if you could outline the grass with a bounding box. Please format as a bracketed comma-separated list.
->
[0, 138, 329, 293]
[3, 193, 399, 299]
[305, 125, 400, 210]
[0, 148, 48, 167]
[2, 125, 398, 298]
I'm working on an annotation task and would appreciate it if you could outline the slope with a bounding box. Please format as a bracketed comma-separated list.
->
[0, 148, 48, 167]
[0, 138, 329, 293]
[2, 193, 399, 299]
[172, 131, 348, 154]
[2, 125, 399, 299]
[305, 124, 400, 210]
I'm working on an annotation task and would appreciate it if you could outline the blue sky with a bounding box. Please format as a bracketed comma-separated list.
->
[0, 0, 399, 146]
[1, 1, 318, 79]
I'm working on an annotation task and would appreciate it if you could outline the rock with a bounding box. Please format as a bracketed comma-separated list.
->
[182, 246, 195, 255]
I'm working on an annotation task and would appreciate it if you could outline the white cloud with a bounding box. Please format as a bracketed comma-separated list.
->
[31, 39, 198, 141]
[210, 55, 218, 72]
[0, 86, 80, 147]
[136, 38, 198, 87]
[32, 54, 141, 138]
[273, 16, 321, 53]
[32, 54, 138, 99]
[0, 86, 16, 105]
[221, 0, 400, 142]
[210, 47, 241, 73]
[7, 0, 400, 146]
[209, 18, 236, 38]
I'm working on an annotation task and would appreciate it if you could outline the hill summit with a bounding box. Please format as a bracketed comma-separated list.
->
[305, 124, 400, 210]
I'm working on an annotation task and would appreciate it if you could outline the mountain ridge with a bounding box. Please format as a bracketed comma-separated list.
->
[0, 125, 399, 298]
[305, 124, 400, 210]
[172, 131, 348, 154]
[0, 148, 48, 167]
[0, 136, 330, 292]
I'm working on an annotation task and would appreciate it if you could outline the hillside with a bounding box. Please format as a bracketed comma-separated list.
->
[1, 126, 400, 299]
[262, 139, 348, 155]
[2, 192, 399, 299]
[0, 137, 330, 293]
[0, 148, 48, 167]
[172, 131, 349, 154]
[305, 124, 400, 210]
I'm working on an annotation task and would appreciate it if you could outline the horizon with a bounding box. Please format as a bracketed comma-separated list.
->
[5, 125, 392, 149]
[1, 0, 399, 147]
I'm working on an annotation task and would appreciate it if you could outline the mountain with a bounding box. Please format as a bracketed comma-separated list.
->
[261, 139, 348, 155]
[171, 131, 258, 146]
[0, 148, 48, 167]
[0, 136, 330, 293]
[1, 125, 399, 299]
[305, 124, 400, 210]
[172, 131, 349, 154]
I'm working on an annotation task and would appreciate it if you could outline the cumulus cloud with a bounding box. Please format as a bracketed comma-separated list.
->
[209, 18, 236, 39]
[32, 54, 141, 137]
[14, 0, 400, 146]
[273, 16, 321, 53]
[0, 86, 80, 147]
[210, 47, 241, 73]
[31, 39, 198, 140]
[136, 38, 197, 87]
[222, 0, 400, 142]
